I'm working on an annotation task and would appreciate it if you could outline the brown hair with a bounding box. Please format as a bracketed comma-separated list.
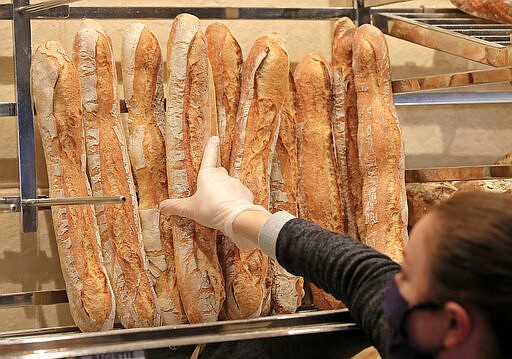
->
[427, 192, 512, 359]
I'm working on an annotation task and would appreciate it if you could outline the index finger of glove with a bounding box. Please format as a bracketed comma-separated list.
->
[200, 136, 220, 170]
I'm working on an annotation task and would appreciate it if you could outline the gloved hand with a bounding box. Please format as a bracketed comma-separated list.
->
[160, 136, 267, 238]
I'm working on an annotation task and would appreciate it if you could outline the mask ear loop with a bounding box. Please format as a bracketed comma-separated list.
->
[400, 302, 445, 349]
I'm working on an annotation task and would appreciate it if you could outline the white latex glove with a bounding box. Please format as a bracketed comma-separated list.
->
[160, 136, 267, 239]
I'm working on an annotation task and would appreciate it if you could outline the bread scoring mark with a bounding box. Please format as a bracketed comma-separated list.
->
[231, 49, 268, 175]
[122, 23, 145, 104]
[166, 15, 200, 199]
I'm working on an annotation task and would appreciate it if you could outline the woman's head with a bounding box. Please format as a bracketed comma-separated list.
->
[393, 192, 512, 358]
[423, 191, 512, 358]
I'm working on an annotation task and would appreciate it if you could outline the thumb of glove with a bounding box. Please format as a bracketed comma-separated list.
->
[160, 197, 195, 219]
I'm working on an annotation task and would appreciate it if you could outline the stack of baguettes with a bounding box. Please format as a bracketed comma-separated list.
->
[31, 13, 412, 327]
[74, 20, 161, 328]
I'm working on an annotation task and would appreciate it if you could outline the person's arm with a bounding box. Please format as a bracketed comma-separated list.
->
[232, 209, 398, 356]
[273, 217, 399, 356]
[160, 136, 399, 356]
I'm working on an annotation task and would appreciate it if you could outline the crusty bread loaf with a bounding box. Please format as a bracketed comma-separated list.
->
[270, 71, 299, 216]
[31, 41, 115, 332]
[406, 182, 458, 228]
[205, 22, 242, 169]
[269, 71, 304, 315]
[454, 179, 512, 194]
[295, 53, 344, 310]
[230, 33, 289, 207]
[496, 150, 512, 165]
[74, 20, 160, 328]
[165, 13, 225, 324]
[392, 79, 421, 93]
[220, 34, 289, 319]
[331, 17, 363, 241]
[353, 24, 408, 263]
[451, 0, 512, 24]
[121, 23, 186, 325]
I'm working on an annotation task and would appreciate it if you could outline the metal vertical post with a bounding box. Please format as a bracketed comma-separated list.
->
[356, 0, 371, 25]
[13, 0, 37, 232]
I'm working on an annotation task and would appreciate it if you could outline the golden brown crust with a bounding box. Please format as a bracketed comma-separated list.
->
[454, 179, 512, 194]
[165, 15, 225, 323]
[206, 23, 243, 169]
[451, 0, 512, 24]
[406, 182, 458, 228]
[295, 53, 344, 310]
[220, 34, 289, 319]
[353, 24, 408, 263]
[331, 17, 363, 241]
[295, 53, 345, 232]
[269, 71, 304, 314]
[74, 21, 159, 328]
[121, 23, 186, 325]
[270, 71, 299, 215]
[32, 41, 115, 332]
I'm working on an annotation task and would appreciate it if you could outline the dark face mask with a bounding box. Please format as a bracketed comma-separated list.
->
[382, 279, 444, 359]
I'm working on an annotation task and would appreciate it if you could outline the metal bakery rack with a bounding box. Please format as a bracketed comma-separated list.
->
[1, 0, 511, 357]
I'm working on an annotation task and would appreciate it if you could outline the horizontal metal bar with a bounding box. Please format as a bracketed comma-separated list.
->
[15, 0, 81, 14]
[0, 195, 126, 212]
[0, 102, 16, 117]
[0, 290, 68, 308]
[406, 165, 512, 183]
[23, 195, 126, 207]
[361, 0, 406, 8]
[56, 7, 355, 20]
[373, 12, 509, 67]
[394, 92, 512, 106]
[370, 7, 461, 15]
[0, 309, 359, 358]
[437, 23, 512, 29]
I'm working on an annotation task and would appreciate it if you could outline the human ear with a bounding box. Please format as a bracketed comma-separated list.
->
[442, 301, 471, 349]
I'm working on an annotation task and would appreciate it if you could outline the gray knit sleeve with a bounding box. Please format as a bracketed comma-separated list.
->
[274, 218, 400, 357]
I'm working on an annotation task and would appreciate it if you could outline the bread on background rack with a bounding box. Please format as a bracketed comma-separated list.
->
[450, 0, 512, 24]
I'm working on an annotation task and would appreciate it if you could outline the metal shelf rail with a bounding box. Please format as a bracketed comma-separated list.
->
[373, 9, 512, 67]
[0, 309, 360, 358]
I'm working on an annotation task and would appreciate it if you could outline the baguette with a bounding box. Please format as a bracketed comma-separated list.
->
[295, 53, 344, 310]
[221, 34, 289, 319]
[353, 24, 408, 263]
[331, 17, 363, 241]
[451, 0, 512, 24]
[269, 71, 305, 314]
[74, 20, 160, 328]
[121, 23, 186, 325]
[406, 182, 457, 228]
[206, 23, 243, 169]
[165, 13, 225, 323]
[454, 179, 512, 194]
[31, 41, 116, 332]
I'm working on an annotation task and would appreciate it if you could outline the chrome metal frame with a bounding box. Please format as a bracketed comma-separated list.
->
[0, 310, 360, 358]
[2, 1, 512, 354]
[373, 11, 512, 67]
